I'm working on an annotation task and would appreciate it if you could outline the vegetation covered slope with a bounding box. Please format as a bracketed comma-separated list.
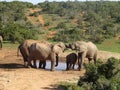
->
[0, 1, 120, 44]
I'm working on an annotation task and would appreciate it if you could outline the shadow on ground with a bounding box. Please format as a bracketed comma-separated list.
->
[0, 63, 25, 69]
[42, 84, 67, 90]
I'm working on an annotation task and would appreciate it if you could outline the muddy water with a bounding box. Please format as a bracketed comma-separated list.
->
[34, 61, 78, 71]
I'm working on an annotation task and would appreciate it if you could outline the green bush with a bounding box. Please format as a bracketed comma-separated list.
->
[78, 57, 120, 90]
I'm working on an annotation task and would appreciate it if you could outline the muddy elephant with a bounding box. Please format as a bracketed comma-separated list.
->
[68, 41, 98, 70]
[66, 53, 77, 70]
[0, 36, 3, 49]
[53, 42, 66, 66]
[17, 39, 49, 68]
[17, 39, 38, 67]
[27, 42, 57, 71]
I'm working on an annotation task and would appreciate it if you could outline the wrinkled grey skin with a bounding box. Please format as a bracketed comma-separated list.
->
[17, 40, 38, 67]
[66, 53, 77, 70]
[53, 42, 66, 66]
[68, 41, 98, 70]
[28, 42, 57, 71]
[0, 36, 3, 49]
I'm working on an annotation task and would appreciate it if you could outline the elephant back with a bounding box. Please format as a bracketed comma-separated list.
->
[29, 42, 54, 60]
[87, 42, 98, 51]
[86, 41, 98, 58]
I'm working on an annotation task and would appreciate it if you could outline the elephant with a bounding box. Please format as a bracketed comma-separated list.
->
[68, 41, 98, 70]
[17, 39, 38, 67]
[27, 42, 57, 71]
[17, 39, 49, 68]
[66, 52, 77, 70]
[53, 42, 67, 66]
[0, 36, 3, 49]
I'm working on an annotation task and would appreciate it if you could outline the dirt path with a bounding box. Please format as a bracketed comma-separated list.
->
[38, 15, 44, 26]
[0, 48, 120, 90]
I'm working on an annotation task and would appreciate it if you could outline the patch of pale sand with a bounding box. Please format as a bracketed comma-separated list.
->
[0, 68, 85, 90]
[98, 51, 120, 60]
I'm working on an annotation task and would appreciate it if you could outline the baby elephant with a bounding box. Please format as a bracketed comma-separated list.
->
[66, 53, 77, 70]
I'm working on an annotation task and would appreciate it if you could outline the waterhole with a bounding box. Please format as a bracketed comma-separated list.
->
[32, 61, 78, 71]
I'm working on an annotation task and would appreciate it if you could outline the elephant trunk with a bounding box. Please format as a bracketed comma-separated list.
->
[55, 55, 59, 67]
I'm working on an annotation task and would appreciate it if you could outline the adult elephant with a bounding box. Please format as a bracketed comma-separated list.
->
[17, 39, 39, 67]
[27, 42, 57, 71]
[66, 52, 77, 70]
[53, 42, 66, 66]
[0, 36, 3, 49]
[68, 41, 98, 70]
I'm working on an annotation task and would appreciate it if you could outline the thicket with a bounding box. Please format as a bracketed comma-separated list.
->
[38, 1, 120, 43]
[59, 57, 120, 90]
[0, 1, 120, 43]
[0, 1, 38, 43]
[78, 57, 120, 90]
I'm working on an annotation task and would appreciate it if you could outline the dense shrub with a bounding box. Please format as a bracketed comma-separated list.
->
[78, 57, 120, 90]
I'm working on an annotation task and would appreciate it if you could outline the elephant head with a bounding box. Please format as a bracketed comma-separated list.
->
[68, 41, 87, 53]
[53, 42, 66, 66]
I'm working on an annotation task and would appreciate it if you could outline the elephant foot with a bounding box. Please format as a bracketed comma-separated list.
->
[66, 68, 69, 71]
[27, 65, 32, 68]
[51, 68, 55, 71]
[77, 66, 84, 71]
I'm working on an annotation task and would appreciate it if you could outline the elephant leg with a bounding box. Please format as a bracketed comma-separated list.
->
[27, 56, 32, 68]
[66, 62, 69, 70]
[33, 59, 36, 68]
[55, 55, 59, 67]
[39, 60, 46, 69]
[43, 61, 46, 69]
[23, 57, 28, 67]
[78, 53, 81, 70]
[24, 61, 28, 67]
[88, 58, 92, 63]
[93, 54, 97, 64]
[39, 61, 42, 68]
[70, 63, 72, 69]
[50, 52, 56, 71]
[51, 60, 55, 71]
[79, 52, 86, 70]
[72, 64, 75, 69]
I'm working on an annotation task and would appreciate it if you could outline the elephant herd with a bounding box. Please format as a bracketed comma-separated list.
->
[17, 39, 98, 71]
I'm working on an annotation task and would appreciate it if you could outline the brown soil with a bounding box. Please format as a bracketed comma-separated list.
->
[38, 15, 44, 26]
[0, 48, 120, 90]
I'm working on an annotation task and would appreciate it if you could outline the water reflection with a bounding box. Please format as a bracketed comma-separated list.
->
[33, 61, 78, 71]
[47, 61, 79, 70]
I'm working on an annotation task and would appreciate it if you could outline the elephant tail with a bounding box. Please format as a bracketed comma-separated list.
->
[17, 45, 20, 57]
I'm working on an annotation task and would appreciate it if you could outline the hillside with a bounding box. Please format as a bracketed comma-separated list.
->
[0, 1, 120, 50]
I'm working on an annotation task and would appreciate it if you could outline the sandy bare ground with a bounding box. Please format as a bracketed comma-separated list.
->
[0, 48, 120, 90]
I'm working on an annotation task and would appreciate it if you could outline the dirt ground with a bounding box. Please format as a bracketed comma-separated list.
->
[0, 48, 120, 90]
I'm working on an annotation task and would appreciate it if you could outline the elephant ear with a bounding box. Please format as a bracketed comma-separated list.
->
[77, 44, 87, 53]
[50, 44, 54, 50]
[57, 43, 65, 51]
